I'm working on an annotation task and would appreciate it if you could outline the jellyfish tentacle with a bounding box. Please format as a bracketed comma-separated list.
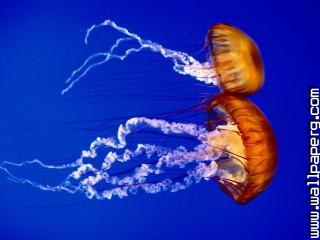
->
[62, 19, 219, 95]
[0, 165, 79, 194]
[0, 117, 228, 200]
[0, 117, 208, 179]
[95, 161, 217, 200]
[0, 143, 219, 200]
[1, 158, 80, 169]
[96, 117, 208, 149]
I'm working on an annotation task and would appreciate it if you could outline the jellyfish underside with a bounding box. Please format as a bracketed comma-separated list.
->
[207, 94, 277, 204]
[0, 20, 277, 204]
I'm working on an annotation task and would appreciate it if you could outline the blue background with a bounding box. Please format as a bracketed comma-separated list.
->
[0, 0, 317, 239]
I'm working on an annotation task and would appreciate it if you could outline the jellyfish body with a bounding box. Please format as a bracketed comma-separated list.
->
[207, 93, 277, 204]
[207, 23, 264, 96]
[61, 20, 264, 97]
[0, 94, 277, 204]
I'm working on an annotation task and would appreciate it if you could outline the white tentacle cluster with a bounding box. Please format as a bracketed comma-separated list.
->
[0, 117, 226, 200]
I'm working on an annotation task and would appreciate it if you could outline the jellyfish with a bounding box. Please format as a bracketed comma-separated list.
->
[61, 20, 264, 96]
[206, 93, 277, 203]
[0, 20, 277, 204]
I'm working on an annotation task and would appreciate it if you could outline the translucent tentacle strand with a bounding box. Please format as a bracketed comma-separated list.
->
[61, 19, 218, 95]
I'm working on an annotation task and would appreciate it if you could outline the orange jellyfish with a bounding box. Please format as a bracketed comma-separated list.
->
[203, 23, 276, 203]
[207, 23, 264, 96]
[206, 93, 277, 204]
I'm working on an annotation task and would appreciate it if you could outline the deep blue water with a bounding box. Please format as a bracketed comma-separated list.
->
[0, 0, 318, 239]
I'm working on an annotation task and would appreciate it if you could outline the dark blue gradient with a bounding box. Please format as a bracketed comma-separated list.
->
[0, 0, 318, 239]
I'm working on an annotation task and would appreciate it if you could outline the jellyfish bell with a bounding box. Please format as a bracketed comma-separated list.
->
[207, 23, 264, 96]
[206, 93, 277, 204]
